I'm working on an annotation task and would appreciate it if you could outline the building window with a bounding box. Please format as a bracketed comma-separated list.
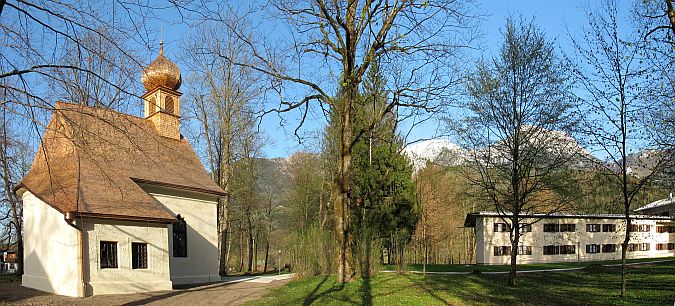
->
[543, 245, 560, 255]
[560, 245, 576, 254]
[543, 224, 560, 232]
[586, 244, 601, 254]
[164, 96, 174, 114]
[602, 244, 617, 253]
[100, 241, 118, 269]
[631, 224, 651, 232]
[627, 243, 638, 252]
[132, 243, 148, 269]
[639, 243, 650, 251]
[494, 246, 511, 256]
[173, 215, 187, 257]
[655, 243, 673, 251]
[494, 223, 510, 232]
[602, 224, 616, 232]
[560, 224, 576, 232]
[586, 224, 600, 232]
[656, 225, 675, 233]
[517, 245, 532, 255]
[520, 224, 532, 233]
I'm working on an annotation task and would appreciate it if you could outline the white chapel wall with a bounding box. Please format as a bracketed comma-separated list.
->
[144, 185, 220, 284]
[82, 219, 172, 295]
[21, 191, 80, 297]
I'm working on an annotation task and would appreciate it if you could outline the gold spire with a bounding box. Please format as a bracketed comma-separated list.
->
[141, 40, 181, 92]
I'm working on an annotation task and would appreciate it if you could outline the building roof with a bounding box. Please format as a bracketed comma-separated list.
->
[463, 211, 675, 227]
[635, 196, 675, 214]
[17, 102, 225, 223]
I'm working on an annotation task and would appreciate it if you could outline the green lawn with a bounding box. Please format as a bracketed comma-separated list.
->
[251, 261, 675, 305]
[382, 256, 675, 273]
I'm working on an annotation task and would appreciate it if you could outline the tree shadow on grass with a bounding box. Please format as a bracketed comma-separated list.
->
[360, 276, 372, 306]
[302, 275, 345, 306]
[401, 274, 453, 305]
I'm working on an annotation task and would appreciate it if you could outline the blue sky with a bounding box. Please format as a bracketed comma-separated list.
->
[154, 1, 631, 159]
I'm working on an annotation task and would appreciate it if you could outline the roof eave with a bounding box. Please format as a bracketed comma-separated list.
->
[132, 178, 227, 197]
[75, 212, 175, 224]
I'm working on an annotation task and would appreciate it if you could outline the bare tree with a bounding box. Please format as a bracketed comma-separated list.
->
[201, 0, 479, 283]
[451, 17, 579, 286]
[182, 19, 266, 275]
[0, 107, 31, 275]
[568, 0, 673, 297]
[48, 29, 141, 110]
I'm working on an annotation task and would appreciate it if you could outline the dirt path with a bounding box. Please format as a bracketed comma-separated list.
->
[0, 274, 293, 306]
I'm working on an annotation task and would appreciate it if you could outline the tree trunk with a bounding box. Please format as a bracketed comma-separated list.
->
[334, 80, 357, 283]
[621, 217, 632, 297]
[264, 238, 270, 272]
[508, 218, 520, 287]
[247, 214, 254, 273]
[218, 196, 230, 276]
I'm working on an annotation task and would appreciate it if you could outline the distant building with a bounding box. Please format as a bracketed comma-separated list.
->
[15, 42, 225, 297]
[635, 194, 675, 217]
[465, 211, 675, 265]
[1, 245, 18, 273]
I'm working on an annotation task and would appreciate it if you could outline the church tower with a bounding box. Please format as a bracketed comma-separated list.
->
[141, 41, 182, 140]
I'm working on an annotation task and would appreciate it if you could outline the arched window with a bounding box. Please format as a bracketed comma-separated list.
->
[173, 214, 187, 257]
[148, 97, 157, 116]
[164, 96, 174, 114]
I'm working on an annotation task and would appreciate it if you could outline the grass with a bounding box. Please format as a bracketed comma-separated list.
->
[250, 260, 675, 305]
[382, 256, 675, 273]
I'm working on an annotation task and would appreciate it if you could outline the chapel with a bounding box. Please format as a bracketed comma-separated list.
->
[16, 41, 224, 297]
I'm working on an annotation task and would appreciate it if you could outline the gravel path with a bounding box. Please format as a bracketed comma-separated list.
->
[0, 274, 294, 306]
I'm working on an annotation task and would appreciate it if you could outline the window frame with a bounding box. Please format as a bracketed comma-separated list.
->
[173, 215, 188, 258]
[586, 224, 600, 232]
[560, 245, 576, 254]
[543, 245, 560, 255]
[543, 223, 559, 232]
[100, 241, 118, 269]
[132, 242, 148, 269]
[560, 224, 576, 232]
[517, 245, 532, 255]
[601, 244, 616, 253]
[493, 222, 510, 232]
[602, 224, 616, 232]
[586, 244, 600, 254]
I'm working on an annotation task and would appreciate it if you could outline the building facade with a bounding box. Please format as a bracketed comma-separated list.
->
[465, 212, 675, 265]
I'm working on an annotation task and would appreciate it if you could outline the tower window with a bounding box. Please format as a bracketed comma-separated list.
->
[148, 97, 157, 116]
[173, 215, 187, 257]
[164, 96, 174, 114]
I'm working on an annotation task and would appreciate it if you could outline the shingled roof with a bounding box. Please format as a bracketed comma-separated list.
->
[17, 102, 225, 223]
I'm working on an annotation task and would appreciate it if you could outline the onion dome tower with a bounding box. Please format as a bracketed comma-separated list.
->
[141, 41, 182, 140]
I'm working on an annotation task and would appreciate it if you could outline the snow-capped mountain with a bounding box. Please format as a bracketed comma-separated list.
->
[403, 139, 468, 171]
[482, 127, 598, 169]
[404, 129, 600, 171]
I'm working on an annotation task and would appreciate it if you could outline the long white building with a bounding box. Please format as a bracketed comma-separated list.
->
[464, 211, 675, 264]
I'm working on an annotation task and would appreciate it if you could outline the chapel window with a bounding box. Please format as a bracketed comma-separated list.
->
[132, 242, 148, 269]
[173, 215, 187, 257]
[100, 241, 118, 269]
